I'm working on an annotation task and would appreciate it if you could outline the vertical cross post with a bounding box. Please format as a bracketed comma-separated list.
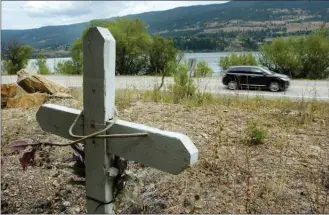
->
[187, 58, 197, 77]
[83, 27, 116, 214]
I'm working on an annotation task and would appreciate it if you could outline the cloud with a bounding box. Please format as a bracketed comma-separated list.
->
[2, 1, 228, 30]
[22, 1, 92, 18]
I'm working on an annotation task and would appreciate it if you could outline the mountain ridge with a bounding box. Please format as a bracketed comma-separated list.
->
[2, 1, 329, 56]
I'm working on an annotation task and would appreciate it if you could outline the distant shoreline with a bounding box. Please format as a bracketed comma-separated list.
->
[30, 50, 260, 60]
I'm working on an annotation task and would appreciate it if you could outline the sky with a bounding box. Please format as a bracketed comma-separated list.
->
[2, 1, 228, 30]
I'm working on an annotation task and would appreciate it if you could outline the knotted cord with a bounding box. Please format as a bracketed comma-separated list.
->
[27, 106, 148, 147]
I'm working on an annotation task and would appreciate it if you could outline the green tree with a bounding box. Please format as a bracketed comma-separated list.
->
[35, 52, 50, 74]
[148, 35, 180, 89]
[259, 36, 303, 77]
[259, 26, 329, 79]
[299, 27, 329, 79]
[219, 52, 258, 70]
[88, 18, 152, 75]
[2, 40, 34, 74]
[70, 39, 83, 74]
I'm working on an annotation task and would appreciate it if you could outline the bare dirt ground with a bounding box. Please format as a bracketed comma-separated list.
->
[1, 94, 329, 214]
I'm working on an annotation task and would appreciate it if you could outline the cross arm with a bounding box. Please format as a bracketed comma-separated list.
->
[36, 104, 198, 175]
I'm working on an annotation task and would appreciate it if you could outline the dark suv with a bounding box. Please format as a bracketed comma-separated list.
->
[222, 66, 290, 92]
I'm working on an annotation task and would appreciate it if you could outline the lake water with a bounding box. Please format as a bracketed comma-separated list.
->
[27, 57, 71, 72]
[5, 52, 260, 76]
[182, 52, 260, 75]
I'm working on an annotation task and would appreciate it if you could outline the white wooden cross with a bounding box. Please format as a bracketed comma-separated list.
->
[187, 58, 197, 77]
[36, 27, 198, 214]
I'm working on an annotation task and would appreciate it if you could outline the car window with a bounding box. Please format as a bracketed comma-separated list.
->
[244, 67, 253, 74]
[250, 68, 264, 75]
[227, 68, 239, 73]
[229, 68, 247, 74]
[261, 67, 275, 75]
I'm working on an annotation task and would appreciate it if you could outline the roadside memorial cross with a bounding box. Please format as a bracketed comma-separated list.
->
[36, 27, 198, 214]
[187, 58, 197, 77]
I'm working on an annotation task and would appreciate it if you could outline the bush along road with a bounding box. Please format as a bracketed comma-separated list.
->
[2, 75, 329, 100]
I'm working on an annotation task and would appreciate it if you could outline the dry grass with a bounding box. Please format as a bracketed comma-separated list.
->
[1, 87, 329, 213]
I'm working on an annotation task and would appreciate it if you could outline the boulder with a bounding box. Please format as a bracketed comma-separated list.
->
[17, 68, 68, 95]
[6, 93, 49, 108]
[1, 84, 17, 107]
[1, 84, 23, 107]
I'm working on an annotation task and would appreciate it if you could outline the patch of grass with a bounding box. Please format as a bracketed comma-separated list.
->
[115, 88, 140, 110]
[183, 92, 214, 107]
[69, 86, 329, 123]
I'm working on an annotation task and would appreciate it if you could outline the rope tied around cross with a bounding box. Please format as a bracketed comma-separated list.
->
[68, 106, 149, 143]
[28, 107, 149, 147]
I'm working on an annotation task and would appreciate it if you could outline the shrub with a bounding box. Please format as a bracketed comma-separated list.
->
[195, 60, 213, 78]
[55, 61, 77, 75]
[246, 121, 268, 145]
[171, 62, 196, 103]
[219, 52, 258, 70]
[35, 53, 50, 75]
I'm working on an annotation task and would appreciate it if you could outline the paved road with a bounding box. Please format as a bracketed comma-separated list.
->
[2, 75, 329, 100]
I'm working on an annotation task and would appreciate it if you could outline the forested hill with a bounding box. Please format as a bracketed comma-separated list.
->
[2, 1, 329, 56]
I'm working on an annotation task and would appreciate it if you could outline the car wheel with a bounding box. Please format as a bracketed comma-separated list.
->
[269, 82, 280, 92]
[228, 81, 238, 90]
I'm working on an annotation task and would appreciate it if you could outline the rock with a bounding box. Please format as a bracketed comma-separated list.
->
[52, 180, 60, 188]
[62, 201, 71, 207]
[6, 93, 49, 108]
[59, 205, 67, 212]
[183, 198, 192, 207]
[16, 68, 68, 95]
[74, 207, 81, 213]
[201, 133, 209, 139]
[1, 182, 8, 190]
[308, 145, 323, 157]
[149, 183, 155, 190]
[66, 185, 73, 192]
[1, 84, 18, 107]
[1, 83, 17, 97]
[52, 172, 60, 178]
[34, 199, 52, 209]
[56, 188, 71, 198]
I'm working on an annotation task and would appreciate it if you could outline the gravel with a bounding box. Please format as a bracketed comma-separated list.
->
[1, 97, 329, 213]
